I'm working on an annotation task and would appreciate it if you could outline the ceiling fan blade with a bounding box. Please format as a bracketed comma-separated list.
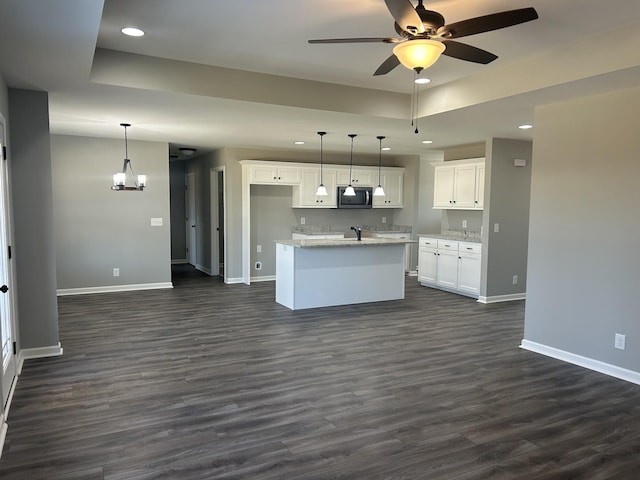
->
[373, 54, 401, 76]
[438, 7, 538, 39]
[442, 40, 497, 64]
[308, 37, 401, 44]
[384, 0, 425, 34]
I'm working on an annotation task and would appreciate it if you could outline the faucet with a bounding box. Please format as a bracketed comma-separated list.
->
[350, 226, 362, 241]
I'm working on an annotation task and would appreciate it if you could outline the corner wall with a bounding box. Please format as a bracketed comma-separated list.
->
[523, 86, 640, 379]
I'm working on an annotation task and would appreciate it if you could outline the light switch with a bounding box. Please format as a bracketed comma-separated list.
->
[151, 218, 163, 226]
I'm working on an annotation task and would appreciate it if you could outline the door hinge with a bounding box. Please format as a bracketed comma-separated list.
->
[8, 245, 11, 259]
[13, 341, 17, 355]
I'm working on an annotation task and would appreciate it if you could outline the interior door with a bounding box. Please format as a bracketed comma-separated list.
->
[0, 139, 16, 409]
[210, 169, 220, 276]
[186, 173, 197, 266]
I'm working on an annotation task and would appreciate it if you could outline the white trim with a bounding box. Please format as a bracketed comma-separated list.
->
[17, 343, 64, 374]
[520, 339, 640, 385]
[171, 259, 188, 264]
[477, 292, 526, 304]
[195, 264, 212, 276]
[225, 277, 244, 284]
[407, 270, 418, 277]
[3, 374, 17, 417]
[57, 282, 173, 296]
[250, 275, 276, 283]
[0, 414, 7, 460]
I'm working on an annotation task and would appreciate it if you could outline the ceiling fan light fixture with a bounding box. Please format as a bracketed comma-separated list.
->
[179, 147, 197, 156]
[393, 39, 446, 71]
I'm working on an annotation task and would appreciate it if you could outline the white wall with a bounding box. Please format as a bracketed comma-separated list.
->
[524, 85, 640, 375]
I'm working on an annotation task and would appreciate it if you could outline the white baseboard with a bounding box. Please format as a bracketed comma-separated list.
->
[225, 277, 244, 284]
[520, 339, 640, 385]
[250, 275, 276, 283]
[57, 282, 173, 296]
[171, 259, 188, 264]
[478, 293, 526, 304]
[0, 415, 7, 460]
[407, 270, 418, 277]
[17, 343, 64, 374]
[195, 264, 216, 276]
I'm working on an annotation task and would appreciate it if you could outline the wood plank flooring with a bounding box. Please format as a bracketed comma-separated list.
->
[1, 266, 640, 479]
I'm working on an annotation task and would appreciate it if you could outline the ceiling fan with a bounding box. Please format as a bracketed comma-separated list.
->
[308, 0, 539, 75]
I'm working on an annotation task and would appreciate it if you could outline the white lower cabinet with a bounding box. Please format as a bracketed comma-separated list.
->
[418, 237, 482, 298]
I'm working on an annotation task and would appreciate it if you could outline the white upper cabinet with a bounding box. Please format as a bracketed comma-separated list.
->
[336, 166, 374, 186]
[372, 168, 404, 208]
[249, 163, 301, 185]
[432, 159, 485, 210]
[292, 167, 337, 208]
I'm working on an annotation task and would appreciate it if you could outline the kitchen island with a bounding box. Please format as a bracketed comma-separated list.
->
[275, 237, 414, 310]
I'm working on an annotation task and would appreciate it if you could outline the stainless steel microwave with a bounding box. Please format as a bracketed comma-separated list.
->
[337, 186, 373, 208]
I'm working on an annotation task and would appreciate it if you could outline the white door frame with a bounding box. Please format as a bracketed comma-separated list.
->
[210, 167, 227, 281]
[0, 114, 18, 414]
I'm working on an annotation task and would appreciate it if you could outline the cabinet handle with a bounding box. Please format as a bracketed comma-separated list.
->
[466, 247, 473, 250]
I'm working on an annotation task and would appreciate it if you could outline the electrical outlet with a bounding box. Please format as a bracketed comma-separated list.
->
[301, 217, 305, 225]
[462, 220, 467, 228]
[113, 268, 120, 277]
[256, 245, 262, 253]
[150, 217, 163, 226]
[494, 223, 500, 233]
[255, 261, 262, 271]
[382, 216, 387, 224]
[615, 333, 626, 350]
[512, 275, 518, 285]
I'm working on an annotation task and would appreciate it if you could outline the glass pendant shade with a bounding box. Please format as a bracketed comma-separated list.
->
[315, 184, 328, 196]
[343, 133, 357, 197]
[393, 39, 446, 71]
[343, 185, 356, 196]
[374, 185, 385, 196]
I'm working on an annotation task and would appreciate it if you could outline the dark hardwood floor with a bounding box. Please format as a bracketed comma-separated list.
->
[1, 266, 640, 479]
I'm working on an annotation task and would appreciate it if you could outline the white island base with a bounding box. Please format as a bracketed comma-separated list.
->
[275, 239, 408, 310]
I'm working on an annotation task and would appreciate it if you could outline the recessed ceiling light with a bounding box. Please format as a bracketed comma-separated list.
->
[422, 140, 433, 144]
[294, 141, 305, 145]
[518, 124, 533, 130]
[381, 147, 391, 151]
[414, 77, 431, 85]
[121, 27, 145, 37]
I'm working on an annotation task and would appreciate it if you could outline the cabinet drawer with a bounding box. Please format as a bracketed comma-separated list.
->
[419, 237, 438, 248]
[437, 240, 459, 252]
[458, 242, 482, 254]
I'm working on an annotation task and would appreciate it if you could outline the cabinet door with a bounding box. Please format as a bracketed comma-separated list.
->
[277, 166, 301, 184]
[337, 167, 374, 186]
[436, 250, 458, 289]
[453, 164, 477, 208]
[474, 164, 485, 209]
[249, 164, 279, 184]
[373, 170, 404, 207]
[433, 166, 455, 208]
[418, 247, 437, 284]
[294, 168, 336, 207]
[457, 252, 481, 295]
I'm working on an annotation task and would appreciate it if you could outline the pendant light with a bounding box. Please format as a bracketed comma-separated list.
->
[374, 136, 386, 197]
[111, 123, 146, 191]
[343, 134, 357, 196]
[315, 131, 328, 196]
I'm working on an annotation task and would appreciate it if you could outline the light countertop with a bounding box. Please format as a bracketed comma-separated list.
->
[276, 238, 416, 248]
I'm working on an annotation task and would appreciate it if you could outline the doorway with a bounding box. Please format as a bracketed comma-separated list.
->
[186, 172, 197, 267]
[210, 168, 226, 278]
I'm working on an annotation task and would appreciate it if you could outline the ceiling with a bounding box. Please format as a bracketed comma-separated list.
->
[1, 0, 640, 157]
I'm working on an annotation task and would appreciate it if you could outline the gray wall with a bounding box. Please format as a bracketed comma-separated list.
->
[482, 138, 532, 298]
[50, 134, 171, 289]
[8, 89, 59, 349]
[169, 160, 187, 261]
[524, 86, 640, 371]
